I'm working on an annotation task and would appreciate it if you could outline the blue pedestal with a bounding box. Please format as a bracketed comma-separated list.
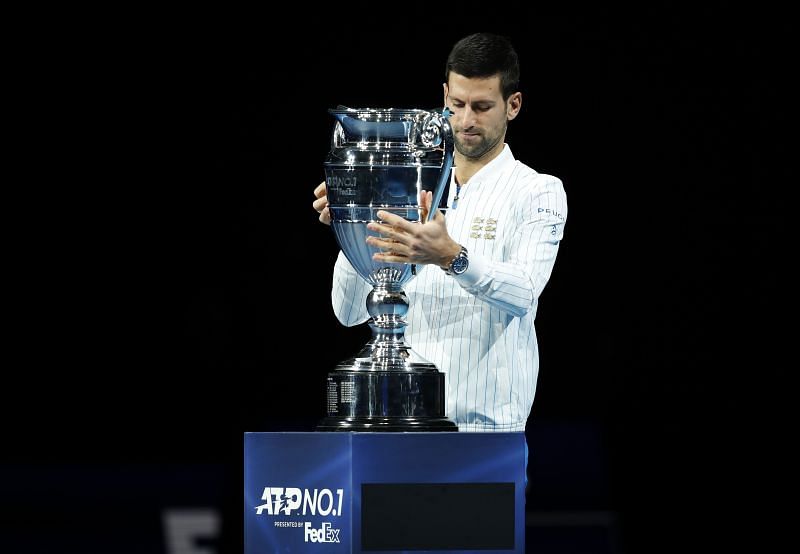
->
[244, 432, 525, 553]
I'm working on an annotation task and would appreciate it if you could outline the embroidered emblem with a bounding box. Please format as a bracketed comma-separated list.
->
[468, 216, 497, 240]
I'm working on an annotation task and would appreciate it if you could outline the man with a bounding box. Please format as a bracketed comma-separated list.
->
[313, 33, 567, 440]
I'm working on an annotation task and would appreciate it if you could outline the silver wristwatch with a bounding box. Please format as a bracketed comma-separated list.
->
[443, 245, 469, 276]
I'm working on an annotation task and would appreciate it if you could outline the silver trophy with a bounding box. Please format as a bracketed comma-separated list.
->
[317, 107, 458, 432]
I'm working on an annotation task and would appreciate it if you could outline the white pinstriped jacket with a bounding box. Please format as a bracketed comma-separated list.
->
[332, 145, 567, 432]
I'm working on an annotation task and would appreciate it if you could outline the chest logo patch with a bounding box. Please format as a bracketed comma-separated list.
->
[469, 217, 497, 240]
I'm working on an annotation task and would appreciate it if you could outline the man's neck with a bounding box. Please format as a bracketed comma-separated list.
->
[454, 142, 505, 185]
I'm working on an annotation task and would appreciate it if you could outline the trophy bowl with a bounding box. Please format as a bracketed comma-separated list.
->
[317, 107, 458, 432]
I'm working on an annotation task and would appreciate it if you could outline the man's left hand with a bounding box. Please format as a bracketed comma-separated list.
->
[366, 191, 461, 268]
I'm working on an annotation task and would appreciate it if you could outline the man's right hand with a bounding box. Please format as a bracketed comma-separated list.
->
[313, 181, 331, 225]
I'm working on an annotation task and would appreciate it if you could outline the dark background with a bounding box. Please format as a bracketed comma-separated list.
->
[4, 5, 790, 553]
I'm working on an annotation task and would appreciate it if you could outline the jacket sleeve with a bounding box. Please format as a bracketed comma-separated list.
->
[454, 176, 568, 317]
[331, 251, 372, 326]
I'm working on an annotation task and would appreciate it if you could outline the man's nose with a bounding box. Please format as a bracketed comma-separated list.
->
[460, 105, 478, 128]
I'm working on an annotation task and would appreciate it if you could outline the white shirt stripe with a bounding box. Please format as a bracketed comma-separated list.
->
[331, 144, 567, 432]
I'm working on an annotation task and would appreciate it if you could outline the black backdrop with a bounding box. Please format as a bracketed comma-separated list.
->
[4, 5, 790, 553]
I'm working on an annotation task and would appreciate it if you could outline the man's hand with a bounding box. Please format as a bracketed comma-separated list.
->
[366, 191, 461, 268]
[313, 181, 331, 225]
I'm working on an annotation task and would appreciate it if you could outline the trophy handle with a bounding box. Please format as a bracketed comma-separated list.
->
[424, 108, 455, 222]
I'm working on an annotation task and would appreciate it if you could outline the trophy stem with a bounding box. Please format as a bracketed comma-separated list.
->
[317, 282, 457, 432]
[344, 283, 439, 371]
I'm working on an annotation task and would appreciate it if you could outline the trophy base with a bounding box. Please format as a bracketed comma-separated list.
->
[316, 415, 458, 432]
[318, 368, 458, 432]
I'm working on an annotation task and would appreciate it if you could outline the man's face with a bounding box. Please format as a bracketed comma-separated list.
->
[444, 72, 521, 160]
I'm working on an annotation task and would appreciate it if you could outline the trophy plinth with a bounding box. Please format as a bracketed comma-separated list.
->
[318, 108, 457, 432]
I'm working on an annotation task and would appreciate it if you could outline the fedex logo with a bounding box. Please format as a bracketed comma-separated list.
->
[304, 522, 341, 543]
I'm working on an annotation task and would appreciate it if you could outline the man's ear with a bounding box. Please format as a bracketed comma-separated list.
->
[443, 82, 449, 108]
[507, 91, 522, 121]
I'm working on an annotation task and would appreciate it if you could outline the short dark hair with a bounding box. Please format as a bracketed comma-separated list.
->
[445, 33, 520, 100]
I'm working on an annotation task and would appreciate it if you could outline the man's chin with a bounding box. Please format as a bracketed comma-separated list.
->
[456, 143, 487, 159]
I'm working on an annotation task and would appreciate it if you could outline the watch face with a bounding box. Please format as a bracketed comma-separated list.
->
[451, 255, 469, 274]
